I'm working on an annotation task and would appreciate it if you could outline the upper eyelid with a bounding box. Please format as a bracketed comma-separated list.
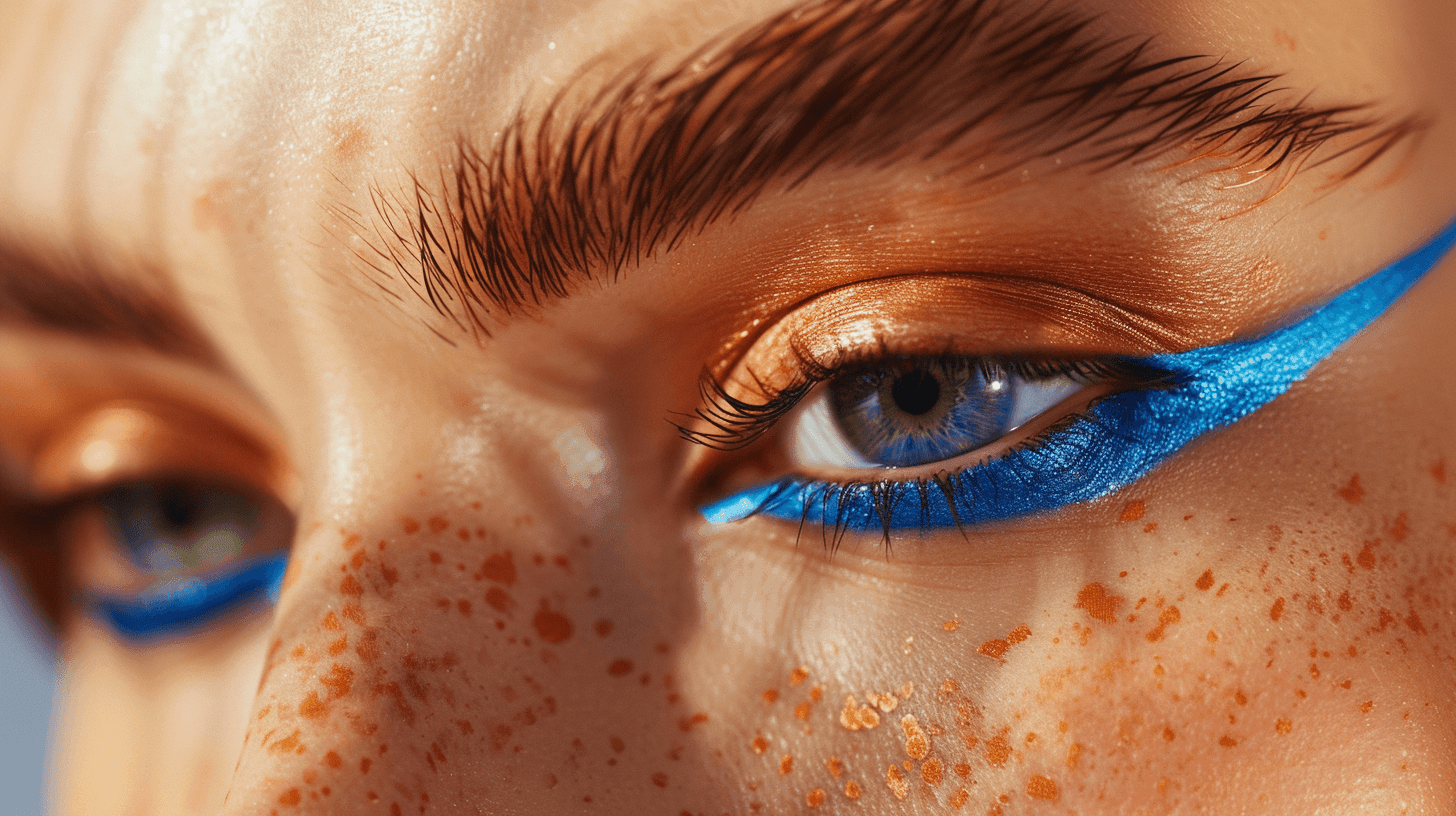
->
[699, 217, 1456, 533]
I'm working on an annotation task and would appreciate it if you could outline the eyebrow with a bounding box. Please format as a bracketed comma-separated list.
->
[356, 0, 1423, 338]
[0, 235, 219, 364]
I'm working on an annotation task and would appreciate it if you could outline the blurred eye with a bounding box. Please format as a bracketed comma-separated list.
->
[788, 358, 1083, 470]
[79, 480, 292, 640]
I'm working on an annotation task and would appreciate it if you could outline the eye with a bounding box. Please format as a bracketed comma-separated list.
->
[76, 480, 293, 640]
[789, 358, 1083, 470]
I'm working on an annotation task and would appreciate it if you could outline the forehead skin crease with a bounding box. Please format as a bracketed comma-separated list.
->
[4, 1, 1456, 816]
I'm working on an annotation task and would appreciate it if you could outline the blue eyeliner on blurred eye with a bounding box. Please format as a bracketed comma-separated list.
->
[85, 482, 288, 639]
[699, 217, 1456, 535]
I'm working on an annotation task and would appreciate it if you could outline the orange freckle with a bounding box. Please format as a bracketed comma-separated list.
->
[1119, 500, 1146, 522]
[902, 715, 931, 760]
[1066, 743, 1081, 769]
[480, 551, 517, 586]
[428, 551, 442, 564]
[485, 587, 513, 613]
[751, 736, 768, 754]
[278, 788, 301, 807]
[1338, 474, 1364, 504]
[806, 788, 826, 807]
[350, 551, 366, 569]
[922, 758, 944, 785]
[1007, 624, 1030, 643]
[1207, 630, 1219, 643]
[1153, 664, 1166, 677]
[1361, 700, 1374, 713]
[679, 712, 709, 732]
[809, 685, 823, 702]
[1027, 775, 1059, 801]
[780, 754, 794, 775]
[532, 600, 573, 643]
[322, 612, 342, 631]
[651, 772, 668, 788]
[401, 517, 420, 534]
[360, 757, 372, 774]
[426, 516, 449, 534]
[339, 575, 363, 597]
[794, 703, 812, 720]
[457, 599, 472, 616]
[943, 620, 959, 631]
[978, 639, 1010, 659]
[762, 690, 779, 703]
[1075, 582, 1124, 623]
[607, 659, 634, 677]
[1219, 736, 1238, 747]
[1270, 597, 1286, 621]
[953, 762, 971, 777]
[985, 734, 1011, 768]
[341, 603, 365, 625]
[1275, 718, 1293, 734]
[1145, 606, 1181, 642]
[1195, 569, 1215, 590]
[299, 692, 329, 719]
[1235, 690, 1248, 705]
[320, 663, 353, 699]
[1356, 542, 1376, 570]
[790, 667, 809, 685]
[845, 781, 862, 799]
[940, 679, 959, 695]
[886, 765, 909, 799]
[324, 751, 342, 768]
[826, 757, 844, 778]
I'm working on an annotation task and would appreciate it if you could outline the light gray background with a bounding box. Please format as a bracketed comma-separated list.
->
[0, 569, 55, 816]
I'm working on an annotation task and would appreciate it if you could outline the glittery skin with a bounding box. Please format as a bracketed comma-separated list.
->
[702, 218, 1456, 530]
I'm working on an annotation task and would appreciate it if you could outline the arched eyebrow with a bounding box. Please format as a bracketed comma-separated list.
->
[359, 0, 1423, 338]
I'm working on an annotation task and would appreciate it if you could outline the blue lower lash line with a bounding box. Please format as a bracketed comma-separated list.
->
[90, 553, 288, 639]
[702, 217, 1456, 531]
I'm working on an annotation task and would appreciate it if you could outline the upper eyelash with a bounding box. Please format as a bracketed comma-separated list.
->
[675, 352, 1178, 453]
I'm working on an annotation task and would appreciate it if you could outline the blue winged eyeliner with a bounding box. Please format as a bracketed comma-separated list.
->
[91, 553, 288, 640]
[702, 218, 1456, 532]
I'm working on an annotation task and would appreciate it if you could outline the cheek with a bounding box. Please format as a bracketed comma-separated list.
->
[226, 505, 734, 812]
[687, 469, 1456, 812]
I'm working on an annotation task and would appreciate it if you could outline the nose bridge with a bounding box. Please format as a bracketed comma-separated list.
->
[217, 473, 718, 814]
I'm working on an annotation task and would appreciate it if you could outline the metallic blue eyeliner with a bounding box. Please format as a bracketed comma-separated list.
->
[91, 553, 287, 639]
[702, 217, 1456, 531]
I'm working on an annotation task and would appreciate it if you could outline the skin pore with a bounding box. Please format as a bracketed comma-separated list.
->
[3, 0, 1456, 812]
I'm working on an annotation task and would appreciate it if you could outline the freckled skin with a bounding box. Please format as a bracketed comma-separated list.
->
[7, 0, 1456, 814]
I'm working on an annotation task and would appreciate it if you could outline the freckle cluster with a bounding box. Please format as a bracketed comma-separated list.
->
[737, 472, 1456, 811]
[245, 504, 722, 811]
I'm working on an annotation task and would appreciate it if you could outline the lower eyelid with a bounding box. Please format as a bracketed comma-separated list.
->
[89, 553, 288, 640]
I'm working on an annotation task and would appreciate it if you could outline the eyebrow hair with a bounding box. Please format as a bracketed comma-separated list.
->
[0, 235, 220, 364]
[355, 0, 1424, 338]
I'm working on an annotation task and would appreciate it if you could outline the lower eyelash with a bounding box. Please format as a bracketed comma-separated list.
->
[88, 553, 287, 640]
[701, 215, 1456, 543]
[701, 394, 1142, 548]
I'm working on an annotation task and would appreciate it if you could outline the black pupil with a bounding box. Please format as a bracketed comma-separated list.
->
[158, 485, 205, 531]
[890, 369, 941, 416]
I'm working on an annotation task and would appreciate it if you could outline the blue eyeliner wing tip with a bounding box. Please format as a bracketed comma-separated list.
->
[700, 487, 776, 524]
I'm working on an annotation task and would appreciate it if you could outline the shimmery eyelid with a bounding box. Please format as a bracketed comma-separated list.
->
[702, 217, 1456, 532]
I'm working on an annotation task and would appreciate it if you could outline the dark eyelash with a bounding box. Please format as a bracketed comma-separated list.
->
[674, 352, 1177, 452]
